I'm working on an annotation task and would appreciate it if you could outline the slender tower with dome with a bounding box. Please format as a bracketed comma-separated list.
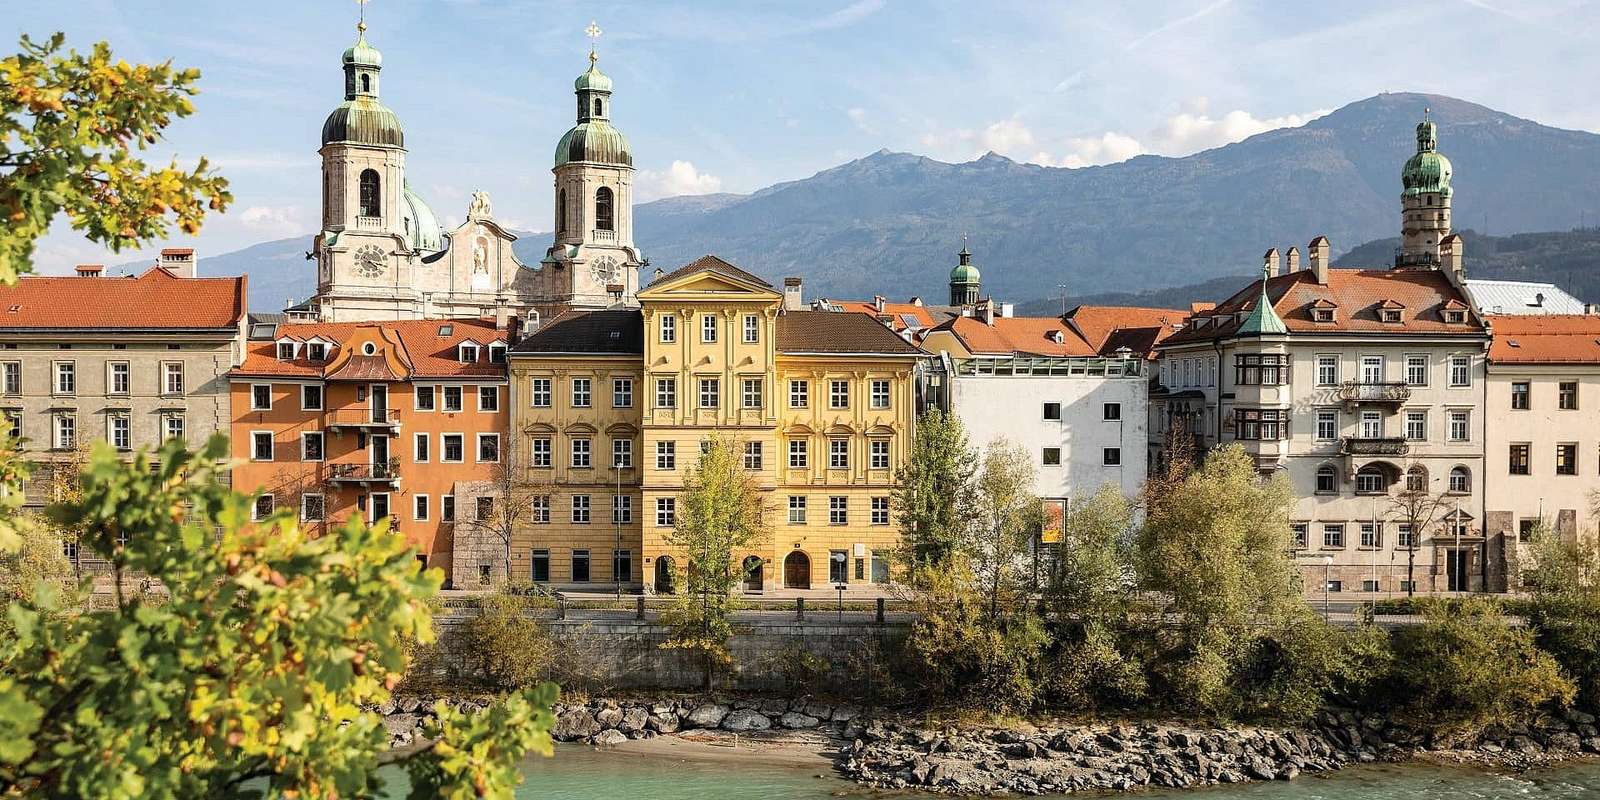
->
[949, 243, 981, 306]
[1396, 110, 1453, 268]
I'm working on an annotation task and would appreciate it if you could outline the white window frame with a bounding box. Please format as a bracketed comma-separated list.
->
[1404, 354, 1428, 387]
[54, 361, 75, 395]
[870, 379, 890, 409]
[1315, 408, 1337, 442]
[656, 441, 676, 470]
[655, 497, 676, 527]
[531, 496, 551, 524]
[1448, 354, 1471, 387]
[414, 431, 430, 462]
[829, 495, 848, 525]
[1448, 409, 1470, 442]
[53, 413, 75, 449]
[1360, 410, 1382, 439]
[163, 414, 185, 442]
[829, 438, 849, 469]
[251, 430, 274, 461]
[829, 379, 849, 409]
[1404, 410, 1427, 442]
[789, 380, 809, 408]
[788, 495, 807, 524]
[301, 493, 325, 522]
[570, 437, 592, 469]
[571, 377, 592, 408]
[743, 441, 763, 470]
[612, 494, 632, 524]
[741, 378, 762, 409]
[440, 433, 465, 463]
[458, 342, 479, 363]
[107, 361, 129, 396]
[301, 431, 325, 462]
[743, 314, 759, 343]
[788, 439, 808, 469]
[571, 494, 591, 524]
[1358, 355, 1384, 384]
[301, 384, 324, 411]
[698, 378, 719, 409]
[660, 314, 676, 343]
[870, 439, 890, 470]
[1322, 523, 1346, 549]
[529, 377, 552, 408]
[531, 436, 552, 468]
[442, 385, 464, 412]
[612, 377, 633, 408]
[250, 383, 272, 411]
[477, 385, 500, 413]
[477, 433, 501, 463]
[655, 377, 677, 409]
[701, 314, 718, 343]
[163, 361, 185, 396]
[871, 496, 890, 525]
[1, 361, 20, 396]
[612, 437, 633, 468]
[414, 494, 430, 521]
[109, 414, 130, 450]
[1314, 354, 1338, 386]
[414, 385, 436, 411]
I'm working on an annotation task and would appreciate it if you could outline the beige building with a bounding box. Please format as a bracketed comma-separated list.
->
[1484, 314, 1600, 578]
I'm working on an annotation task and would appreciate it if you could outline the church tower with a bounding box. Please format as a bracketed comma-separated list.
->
[949, 244, 981, 306]
[541, 35, 643, 308]
[1396, 111, 1453, 268]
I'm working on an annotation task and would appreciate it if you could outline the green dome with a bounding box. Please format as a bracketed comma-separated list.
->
[575, 60, 612, 92]
[321, 98, 404, 147]
[949, 263, 980, 283]
[1401, 120, 1452, 197]
[555, 120, 631, 167]
[342, 30, 382, 67]
[401, 183, 442, 252]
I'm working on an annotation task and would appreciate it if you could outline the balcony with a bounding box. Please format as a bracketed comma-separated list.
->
[355, 215, 383, 231]
[590, 228, 617, 244]
[1339, 381, 1410, 406]
[326, 462, 401, 487]
[1341, 437, 1410, 457]
[325, 408, 400, 431]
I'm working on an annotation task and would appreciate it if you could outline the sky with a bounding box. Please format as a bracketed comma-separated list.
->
[14, 0, 1600, 274]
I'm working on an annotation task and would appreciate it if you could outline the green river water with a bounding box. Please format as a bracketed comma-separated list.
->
[512, 745, 1600, 799]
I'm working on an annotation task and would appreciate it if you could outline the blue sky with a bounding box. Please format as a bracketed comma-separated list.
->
[15, 0, 1600, 274]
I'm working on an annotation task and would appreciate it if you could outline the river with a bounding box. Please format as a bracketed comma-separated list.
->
[514, 744, 1600, 799]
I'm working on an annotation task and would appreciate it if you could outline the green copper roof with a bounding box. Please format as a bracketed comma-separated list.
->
[401, 183, 442, 252]
[1237, 268, 1286, 336]
[575, 58, 613, 92]
[1402, 119, 1452, 197]
[342, 29, 382, 67]
[949, 246, 980, 284]
[555, 119, 631, 167]
[322, 98, 404, 147]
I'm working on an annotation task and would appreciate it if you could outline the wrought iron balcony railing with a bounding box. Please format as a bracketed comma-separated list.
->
[1338, 381, 1411, 404]
[1340, 436, 1410, 457]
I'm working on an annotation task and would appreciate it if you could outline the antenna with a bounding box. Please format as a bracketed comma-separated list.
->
[1057, 283, 1070, 315]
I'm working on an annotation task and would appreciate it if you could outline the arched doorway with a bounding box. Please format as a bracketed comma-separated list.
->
[654, 556, 676, 595]
[783, 551, 810, 589]
[742, 556, 764, 593]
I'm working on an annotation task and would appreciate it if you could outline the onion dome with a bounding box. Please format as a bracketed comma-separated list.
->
[555, 55, 631, 168]
[1402, 118, 1452, 198]
[322, 25, 404, 148]
[343, 30, 382, 67]
[949, 245, 981, 284]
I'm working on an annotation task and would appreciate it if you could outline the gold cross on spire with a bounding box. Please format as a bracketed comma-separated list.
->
[356, 0, 369, 34]
[585, 20, 602, 63]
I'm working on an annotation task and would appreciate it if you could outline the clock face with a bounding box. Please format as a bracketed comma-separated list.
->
[590, 256, 619, 284]
[354, 245, 387, 278]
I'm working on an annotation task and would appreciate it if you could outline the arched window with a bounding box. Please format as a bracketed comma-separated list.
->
[578, 97, 586, 118]
[359, 169, 381, 218]
[1315, 464, 1338, 494]
[360, 73, 371, 94]
[593, 98, 603, 117]
[1449, 466, 1471, 494]
[557, 189, 567, 235]
[594, 186, 614, 231]
[1406, 465, 1427, 492]
[1355, 464, 1388, 494]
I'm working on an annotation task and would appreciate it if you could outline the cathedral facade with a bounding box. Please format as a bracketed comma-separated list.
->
[308, 24, 642, 323]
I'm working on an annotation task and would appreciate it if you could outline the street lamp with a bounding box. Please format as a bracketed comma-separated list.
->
[831, 551, 848, 620]
[1322, 554, 1334, 621]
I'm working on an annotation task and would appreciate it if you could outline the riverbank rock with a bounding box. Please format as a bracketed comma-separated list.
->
[722, 709, 773, 732]
[553, 708, 601, 742]
[591, 729, 628, 747]
[686, 703, 730, 729]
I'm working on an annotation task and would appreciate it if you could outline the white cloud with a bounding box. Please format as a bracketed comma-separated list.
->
[978, 117, 1036, 155]
[798, 0, 886, 33]
[636, 160, 724, 201]
[238, 205, 306, 235]
[847, 107, 873, 134]
[1047, 132, 1146, 168]
[1145, 98, 1332, 156]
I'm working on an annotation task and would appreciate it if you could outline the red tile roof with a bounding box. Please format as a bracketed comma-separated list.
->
[934, 305, 1185, 359]
[776, 310, 924, 356]
[1488, 314, 1600, 364]
[0, 267, 245, 330]
[649, 255, 773, 288]
[826, 300, 948, 332]
[233, 319, 508, 379]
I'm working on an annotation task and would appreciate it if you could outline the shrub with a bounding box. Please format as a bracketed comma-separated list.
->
[904, 559, 1049, 714]
[464, 582, 557, 689]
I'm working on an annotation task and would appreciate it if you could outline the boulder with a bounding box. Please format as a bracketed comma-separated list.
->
[831, 704, 862, 722]
[382, 713, 420, 736]
[685, 703, 730, 729]
[722, 709, 773, 732]
[552, 708, 601, 742]
[779, 712, 820, 729]
[398, 696, 423, 714]
[620, 707, 649, 734]
[648, 713, 680, 734]
[591, 729, 628, 747]
[376, 699, 397, 716]
[595, 706, 624, 729]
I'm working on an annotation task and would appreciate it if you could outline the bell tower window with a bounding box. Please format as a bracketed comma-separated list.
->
[557, 189, 567, 235]
[593, 98, 603, 117]
[360, 73, 371, 94]
[359, 169, 381, 218]
[595, 186, 614, 232]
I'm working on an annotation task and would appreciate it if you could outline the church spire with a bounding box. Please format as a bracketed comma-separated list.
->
[341, 10, 383, 101]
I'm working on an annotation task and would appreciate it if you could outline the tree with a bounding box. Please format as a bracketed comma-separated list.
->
[464, 584, 557, 690]
[1047, 484, 1147, 710]
[892, 408, 977, 571]
[658, 434, 770, 688]
[455, 446, 551, 584]
[0, 34, 231, 282]
[903, 557, 1049, 714]
[970, 438, 1044, 620]
[0, 436, 555, 797]
[1525, 522, 1600, 708]
[1387, 471, 1451, 597]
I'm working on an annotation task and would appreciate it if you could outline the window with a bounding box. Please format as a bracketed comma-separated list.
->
[1449, 466, 1471, 494]
[1510, 443, 1531, 475]
[701, 314, 717, 343]
[1360, 411, 1382, 439]
[414, 432, 430, 462]
[871, 497, 890, 525]
[488, 343, 507, 364]
[743, 314, 759, 343]
[612, 437, 632, 468]
[414, 494, 429, 521]
[302, 384, 323, 411]
[163, 414, 185, 442]
[788, 495, 807, 524]
[530, 496, 550, 524]
[302, 494, 325, 522]
[1103, 447, 1121, 466]
[829, 438, 849, 469]
[530, 549, 550, 582]
[571, 495, 591, 524]
[655, 497, 676, 527]
[870, 379, 891, 410]
[442, 434, 464, 463]
[442, 386, 463, 412]
[1234, 408, 1287, 440]
[572, 378, 592, 408]
[1519, 519, 1539, 541]
[829, 496, 847, 525]
[55, 361, 75, 394]
[1362, 579, 1379, 593]
[1405, 355, 1428, 386]
[477, 433, 500, 463]
[1359, 355, 1384, 384]
[1557, 443, 1578, 476]
[251, 431, 273, 461]
[163, 362, 184, 395]
[1042, 447, 1062, 466]
[612, 549, 632, 581]
[1448, 355, 1471, 387]
[1103, 402, 1121, 421]
[660, 315, 676, 343]
[478, 385, 499, 412]
[788, 439, 808, 468]
[1, 410, 18, 441]
[656, 441, 676, 470]
[741, 378, 762, 409]
[655, 378, 677, 409]
[1396, 524, 1415, 549]
[829, 380, 850, 409]
[1360, 522, 1380, 548]
[109, 415, 130, 450]
[307, 342, 326, 361]
[1315, 409, 1337, 441]
[571, 549, 591, 582]
[1405, 410, 1427, 441]
[1234, 353, 1288, 385]
[1315, 464, 1338, 494]
[0, 361, 18, 396]
[1322, 523, 1346, 549]
[1291, 523, 1309, 549]
[302, 432, 324, 462]
[248, 384, 272, 411]
[358, 169, 380, 217]
[613, 378, 633, 408]
[529, 378, 552, 408]
[415, 385, 436, 411]
[108, 362, 129, 396]
[1448, 409, 1469, 442]
[369, 493, 391, 525]
[1559, 381, 1579, 410]
[789, 380, 809, 408]
[595, 185, 614, 231]
[1326, 580, 1343, 593]
[527, 436, 551, 467]
[1405, 465, 1427, 492]
[459, 343, 479, 363]
[1043, 402, 1061, 421]
[441, 495, 455, 523]
[1355, 466, 1387, 494]
[571, 437, 591, 468]
[1511, 381, 1531, 410]
[869, 440, 890, 470]
[1305, 354, 1333, 386]
[612, 495, 632, 524]
[698, 378, 719, 409]
[743, 441, 763, 470]
[829, 550, 848, 583]
[253, 495, 275, 521]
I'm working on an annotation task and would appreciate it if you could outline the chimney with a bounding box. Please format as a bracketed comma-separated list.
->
[653, 267, 665, 283]
[782, 277, 803, 311]
[421, 292, 433, 319]
[158, 247, 196, 278]
[74, 264, 104, 277]
[1308, 236, 1331, 285]
[1000, 303, 1014, 318]
[1284, 246, 1301, 275]
[873, 295, 886, 313]
[981, 299, 995, 326]
[494, 301, 510, 331]
[1262, 248, 1280, 278]
[522, 310, 543, 338]
[1440, 233, 1464, 280]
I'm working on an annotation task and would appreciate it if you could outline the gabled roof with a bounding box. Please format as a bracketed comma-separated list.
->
[648, 255, 772, 289]
[776, 310, 923, 356]
[232, 319, 507, 379]
[510, 310, 643, 355]
[822, 300, 954, 333]
[0, 267, 246, 331]
[933, 305, 1184, 359]
[1488, 314, 1600, 364]
[1466, 279, 1587, 316]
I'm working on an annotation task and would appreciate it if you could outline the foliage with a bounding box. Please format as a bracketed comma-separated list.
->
[1525, 527, 1600, 709]
[0, 418, 33, 554]
[0, 436, 555, 798]
[1045, 484, 1147, 710]
[903, 559, 1049, 714]
[463, 583, 557, 690]
[1387, 598, 1574, 735]
[0, 33, 230, 282]
[774, 645, 831, 698]
[658, 434, 769, 687]
[970, 438, 1044, 619]
[892, 408, 978, 572]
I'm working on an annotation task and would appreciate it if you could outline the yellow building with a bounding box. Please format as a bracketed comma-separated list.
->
[502, 256, 923, 594]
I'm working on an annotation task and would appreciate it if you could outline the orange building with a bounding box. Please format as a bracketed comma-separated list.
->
[230, 318, 509, 580]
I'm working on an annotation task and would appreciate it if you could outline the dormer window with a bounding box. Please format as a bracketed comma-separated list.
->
[488, 343, 507, 364]
[1443, 310, 1466, 324]
[1380, 309, 1401, 323]
[459, 343, 480, 363]
[276, 342, 296, 360]
[1313, 308, 1335, 323]
[306, 343, 327, 361]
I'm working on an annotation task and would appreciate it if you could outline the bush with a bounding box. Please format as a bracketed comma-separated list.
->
[904, 560, 1048, 714]
[464, 582, 557, 689]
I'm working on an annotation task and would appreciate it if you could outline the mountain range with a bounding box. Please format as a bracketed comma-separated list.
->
[116, 92, 1600, 313]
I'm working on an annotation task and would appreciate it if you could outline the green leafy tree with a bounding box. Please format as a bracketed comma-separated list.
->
[659, 434, 770, 688]
[971, 438, 1044, 619]
[0, 33, 230, 282]
[903, 558, 1049, 714]
[464, 583, 557, 690]
[0, 436, 555, 798]
[1525, 522, 1600, 708]
[1047, 484, 1147, 710]
[892, 408, 977, 571]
